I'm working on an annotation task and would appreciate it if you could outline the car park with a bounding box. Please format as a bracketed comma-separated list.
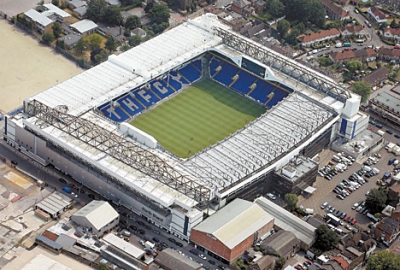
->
[351, 219, 357, 225]
[176, 242, 183, 247]
[344, 215, 351, 221]
[348, 217, 354, 223]
[387, 129, 393, 134]
[337, 194, 345, 200]
[321, 202, 328, 209]
[375, 123, 383, 128]
[340, 212, 347, 219]
[137, 229, 145, 234]
[395, 134, 400, 138]
[199, 254, 207, 260]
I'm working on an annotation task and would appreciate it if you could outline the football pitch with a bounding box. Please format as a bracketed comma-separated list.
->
[130, 79, 266, 158]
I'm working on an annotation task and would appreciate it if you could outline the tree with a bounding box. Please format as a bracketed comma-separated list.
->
[87, 34, 102, 49]
[275, 256, 286, 270]
[75, 38, 88, 53]
[147, 3, 170, 24]
[265, 0, 284, 18]
[285, 28, 300, 45]
[52, 22, 62, 38]
[314, 225, 339, 251]
[390, 19, 398, 29]
[347, 60, 362, 73]
[94, 50, 109, 64]
[120, 0, 142, 7]
[98, 262, 109, 270]
[104, 6, 123, 26]
[128, 35, 141, 47]
[125, 15, 141, 30]
[52, 0, 59, 6]
[105, 37, 118, 52]
[367, 250, 400, 270]
[277, 19, 290, 38]
[86, 0, 107, 22]
[283, 0, 325, 28]
[318, 56, 333, 67]
[352, 81, 372, 103]
[42, 32, 55, 44]
[284, 193, 298, 212]
[366, 188, 388, 214]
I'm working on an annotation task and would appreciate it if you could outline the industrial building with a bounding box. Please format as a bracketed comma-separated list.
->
[191, 198, 274, 263]
[4, 13, 369, 240]
[71, 201, 119, 236]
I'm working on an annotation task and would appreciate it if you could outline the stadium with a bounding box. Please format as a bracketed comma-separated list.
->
[4, 14, 368, 239]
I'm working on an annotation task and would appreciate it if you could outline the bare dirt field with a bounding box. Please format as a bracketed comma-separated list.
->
[0, 20, 82, 113]
[1, 0, 51, 18]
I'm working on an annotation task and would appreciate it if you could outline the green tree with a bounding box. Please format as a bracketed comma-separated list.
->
[94, 50, 109, 64]
[314, 225, 339, 251]
[285, 28, 300, 45]
[86, 0, 107, 22]
[347, 60, 362, 73]
[52, 0, 59, 6]
[367, 250, 400, 270]
[87, 34, 102, 49]
[283, 0, 325, 28]
[42, 32, 55, 44]
[352, 81, 372, 103]
[128, 35, 141, 47]
[147, 3, 170, 24]
[104, 6, 123, 26]
[366, 188, 388, 214]
[99, 262, 109, 270]
[120, 44, 130, 51]
[284, 193, 298, 212]
[120, 0, 142, 7]
[56, 39, 65, 49]
[390, 19, 398, 29]
[125, 15, 141, 30]
[265, 0, 284, 18]
[275, 256, 286, 270]
[277, 19, 290, 38]
[105, 37, 118, 52]
[75, 38, 88, 53]
[318, 56, 333, 67]
[52, 22, 62, 38]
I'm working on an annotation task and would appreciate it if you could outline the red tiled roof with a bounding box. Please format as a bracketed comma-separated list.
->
[332, 256, 349, 269]
[385, 28, 400, 36]
[370, 6, 385, 20]
[331, 50, 355, 61]
[300, 28, 340, 43]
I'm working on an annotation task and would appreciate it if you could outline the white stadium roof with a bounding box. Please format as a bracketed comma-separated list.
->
[23, 14, 341, 206]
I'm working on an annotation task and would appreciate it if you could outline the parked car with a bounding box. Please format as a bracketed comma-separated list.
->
[351, 219, 357, 225]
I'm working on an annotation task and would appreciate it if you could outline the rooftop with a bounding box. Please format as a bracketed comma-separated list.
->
[193, 199, 274, 249]
[275, 156, 318, 183]
[24, 9, 53, 26]
[72, 201, 119, 230]
[255, 196, 316, 246]
[371, 91, 400, 113]
[102, 233, 145, 259]
[155, 248, 201, 270]
[70, 19, 98, 34]
[35, 191, 72, 216]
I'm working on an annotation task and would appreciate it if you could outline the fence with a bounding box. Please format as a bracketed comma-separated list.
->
[55, 46, 91, 69]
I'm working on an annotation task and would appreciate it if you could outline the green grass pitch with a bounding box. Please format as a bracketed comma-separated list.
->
[130, 79, 266, 158]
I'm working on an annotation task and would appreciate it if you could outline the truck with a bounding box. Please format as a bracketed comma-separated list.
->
[62, 186, 72, 193]
[332, 155, 341, 162]
[326, 214, 341, 226]
[343, 42, 351, 47]
[335, 42, 343, 48]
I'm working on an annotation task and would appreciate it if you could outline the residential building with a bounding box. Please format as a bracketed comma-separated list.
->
[24, 9, 54, 33]
[255, 197, 316, 250]
[377, 47, 400, 61]
[253, 0, 265, 15]
[71, 201, 119, 236]
[68, 0, 86, 10]
[231, 0, 253, 17]
[299, 28, 340, 48]
[362, 67, 389, 86]
[354, 48, 377, 62]
[320, 0, 349, 21]
[270, 156, 318, 196]
[383, 28, 400, 42]
[340, 24, 367, 38]
[260, 230, 300, 261]
[190, 198, 274, 263]
[373, 217, 400, 246]
[391, 204, 400, 222]
[70, 19, 98, 36]
[73, 6, 87, 19]
[329, 50, 356, 63]
[131, 27, 147, 39]
[368, 6, 387, 24]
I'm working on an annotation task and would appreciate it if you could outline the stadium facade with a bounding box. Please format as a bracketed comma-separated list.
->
[3, 14, 369, 240]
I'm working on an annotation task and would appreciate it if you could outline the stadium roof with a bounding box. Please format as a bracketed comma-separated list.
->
[193, 199, 274, 249]
[255, 197, 316, 247]
[72, 201, 119, 230]
[181, 92, 335, 192]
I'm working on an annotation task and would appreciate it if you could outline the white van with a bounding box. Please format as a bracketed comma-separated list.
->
[266, 193, 276, 200]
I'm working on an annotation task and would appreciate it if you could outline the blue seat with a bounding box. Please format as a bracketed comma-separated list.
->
[213, 62, 239, 86]
[209, 58, 221, 77]
[179, 64, 201, 83]
[231, 71, 257, 95]
[150, 80, 175, 98]
[100, 104, 129, 122]
[192, 59, 202, 72]
[266, 89, 290, 107]
[133, 88, 160, 107]
[249, 80, 275, 104]
[118, 94, 145, 116]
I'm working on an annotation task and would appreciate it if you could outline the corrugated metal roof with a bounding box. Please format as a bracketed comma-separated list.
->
[72, 201, 119, 230]
[103, 233, 145, 259]
[194, 199, 274, 249]
[36, 235, 63, 250]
